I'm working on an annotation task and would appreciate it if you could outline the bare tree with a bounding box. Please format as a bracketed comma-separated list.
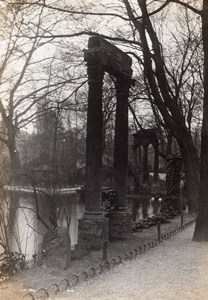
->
[16, 1, 201, 210]
[6, 1, 208, 238]
[164, 0, 208, 241]
[0, 3, 72, 183]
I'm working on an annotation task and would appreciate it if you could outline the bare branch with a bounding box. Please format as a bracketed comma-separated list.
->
[169, 0, 202, 15]
[8, 1, 141, 21]
[21, 30, 142, 47]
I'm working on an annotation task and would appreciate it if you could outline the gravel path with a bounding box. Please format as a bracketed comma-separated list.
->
[54, 225, 208, 300]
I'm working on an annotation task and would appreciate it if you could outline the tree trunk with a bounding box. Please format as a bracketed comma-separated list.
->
[179, 135, 199, 214]
[8, 139, 22, 185]
[193, 119, 208, 241]
[193, 1, 208, 241]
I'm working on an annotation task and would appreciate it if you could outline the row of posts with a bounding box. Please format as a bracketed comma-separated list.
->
[102, 212, 184, 260]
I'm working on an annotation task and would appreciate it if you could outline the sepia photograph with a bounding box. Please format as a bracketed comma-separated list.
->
[0, 0, 207, 299]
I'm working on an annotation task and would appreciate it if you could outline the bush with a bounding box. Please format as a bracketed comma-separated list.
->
[101, 188, 116, 214]
[0, 252, 26, 282]
[132, 216, 170, 232]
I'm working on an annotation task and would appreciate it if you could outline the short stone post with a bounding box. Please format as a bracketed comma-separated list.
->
[181, 212, 184, 228]
[157, 221, 161, 243]
[102, 224, 108, 260]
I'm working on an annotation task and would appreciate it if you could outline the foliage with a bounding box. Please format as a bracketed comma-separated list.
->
[132, 215, 170, 232]
[101, 188, 116, 214]
[0, 252, 26, 282]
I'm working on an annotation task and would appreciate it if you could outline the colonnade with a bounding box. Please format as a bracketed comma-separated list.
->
[132, 129, 159, 189]
[78, 36, 133, 249]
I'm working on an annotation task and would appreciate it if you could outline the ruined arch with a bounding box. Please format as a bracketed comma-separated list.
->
[78, 36, 134, 249]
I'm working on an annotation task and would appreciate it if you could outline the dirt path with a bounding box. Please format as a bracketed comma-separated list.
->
[53, 224, 208, 300]
[0, 215, 197, 299]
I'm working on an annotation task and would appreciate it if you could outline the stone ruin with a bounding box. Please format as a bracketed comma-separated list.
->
[36, 36, 134, 267]
[132, 128, 160, 192]
[37, 37, 184, 266]
[78, 36, 134, 249]
[132, 129, 183, 219]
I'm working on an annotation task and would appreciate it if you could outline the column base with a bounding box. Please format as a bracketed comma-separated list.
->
[108, 208, 132, 241]
[78, 212, 108, 250]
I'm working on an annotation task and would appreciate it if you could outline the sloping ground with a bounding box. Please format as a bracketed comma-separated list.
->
[53, 224, 208, 300]
[0, 214, 194, 300]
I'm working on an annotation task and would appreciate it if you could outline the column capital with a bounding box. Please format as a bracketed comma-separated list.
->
[115, 75, 132, 93]
[86, 60, 104, 84]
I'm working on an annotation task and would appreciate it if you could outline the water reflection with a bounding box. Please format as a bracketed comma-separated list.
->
[129, 195, 161, 222]
[5, 190, 84, 260]
[3, 190, 160, 260]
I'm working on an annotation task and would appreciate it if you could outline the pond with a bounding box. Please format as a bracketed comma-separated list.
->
[3, 188, 84, 260]
[1, 187, 160, 260]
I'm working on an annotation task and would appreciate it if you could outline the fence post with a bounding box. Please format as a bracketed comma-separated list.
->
[102, 222, 108, 260]
[157, 221, 161, 243]
[103, 240, 108, 260]
[181, 212, 184, 228]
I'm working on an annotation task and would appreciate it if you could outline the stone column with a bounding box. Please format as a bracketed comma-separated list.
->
[84, 61, 103, 215]
[143, 143, 149, 184]
[113, 76, 130, 208]
[78, 60, 107, 250]
[154, 142, 159, 183]
[109, 76, 132, 240]
[133, 146, 140, 193]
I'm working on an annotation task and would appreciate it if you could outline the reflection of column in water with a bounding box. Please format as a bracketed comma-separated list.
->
[68, 193, 85, 249]
[6, 190, 88, 257]
[20, 195, 47, 259]
[131, 197, 154, 221]
[19, 199, 36, 259]
[140, 196, 153, 219]
[52, 192, 85, 250]
[7, 192, 19, 253]
[142, 196, 148, 218]
[8, 193, 42, 259]
[9, 195, 27, 255]
[132, 198, 140, 222]
[150, 198, 162, 216]
[149, 198, 154, 217]
[68, 195, 77, 248]
[153, 199, 159, 215]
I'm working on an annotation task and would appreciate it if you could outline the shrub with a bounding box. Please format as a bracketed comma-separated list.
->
[0, 252, 26, 282]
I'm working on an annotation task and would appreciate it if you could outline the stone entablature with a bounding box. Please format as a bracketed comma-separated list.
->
[84, 36, 133, 79]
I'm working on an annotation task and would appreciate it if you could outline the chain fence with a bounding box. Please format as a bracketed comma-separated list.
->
[21, 218, 196, 300]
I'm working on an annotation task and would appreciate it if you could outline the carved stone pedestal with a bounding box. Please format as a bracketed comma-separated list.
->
[78, 213, 108, 250]
[108, 209, 132, 241]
